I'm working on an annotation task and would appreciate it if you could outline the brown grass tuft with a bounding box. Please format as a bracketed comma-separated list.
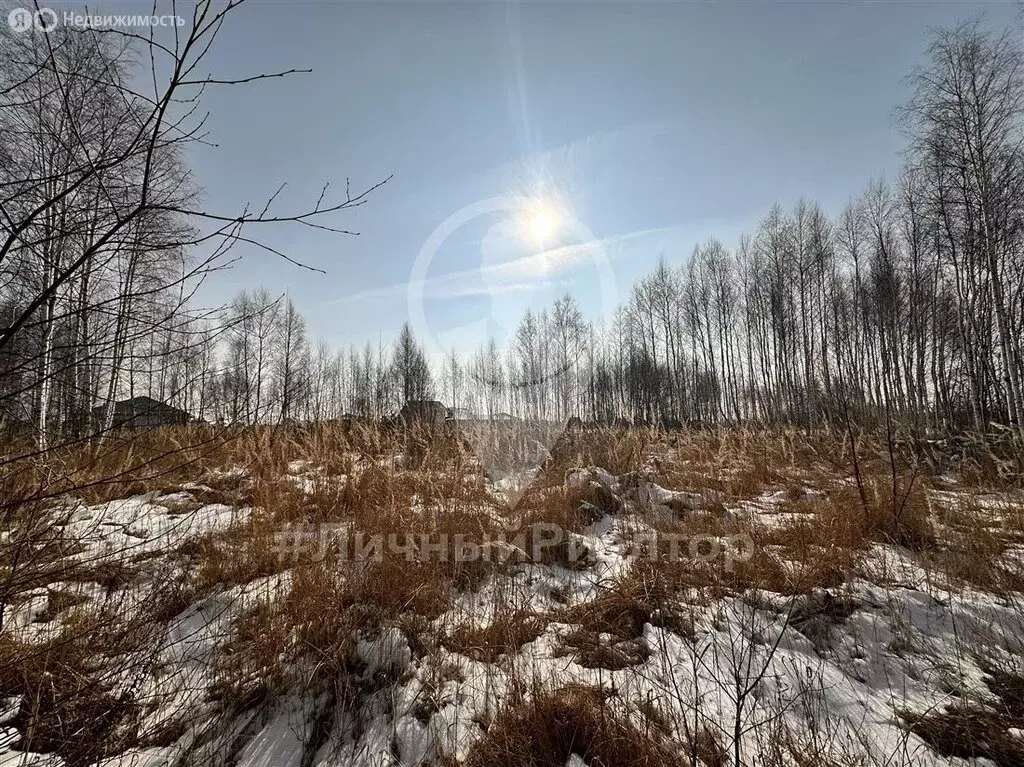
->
[445, 611, 547, 663]
[458, 684, 681, 767]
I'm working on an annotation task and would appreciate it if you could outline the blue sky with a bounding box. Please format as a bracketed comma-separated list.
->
[66, 1, 1022, 353]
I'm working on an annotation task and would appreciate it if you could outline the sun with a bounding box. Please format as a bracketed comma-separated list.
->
[523, 202, 562, 247]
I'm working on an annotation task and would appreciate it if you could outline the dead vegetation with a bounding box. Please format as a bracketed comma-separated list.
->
[444, 610, 548, 663]
[3, 421, 1024, 766]
[557, 565, 695, 641]
[902, 664, 1024, 767]
[0, 601, 167, 766]
[457, 684, 682, 767]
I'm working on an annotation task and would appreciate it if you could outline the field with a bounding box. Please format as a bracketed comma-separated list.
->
[2, 422, 1024, 767]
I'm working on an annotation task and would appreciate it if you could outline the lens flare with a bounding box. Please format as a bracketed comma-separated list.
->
[522, 201, 562, 247]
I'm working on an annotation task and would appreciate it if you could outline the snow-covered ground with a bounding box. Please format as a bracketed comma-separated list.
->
[2, 447, 1023, 767]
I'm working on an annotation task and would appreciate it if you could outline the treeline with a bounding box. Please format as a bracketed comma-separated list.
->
[0, 4, 380, 450]
[3, 17, 1023, 442]
[200, 21, 1024, 434]
[0, 22, 208, 446]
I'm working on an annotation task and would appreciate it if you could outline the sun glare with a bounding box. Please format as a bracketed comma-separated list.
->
[523, 202, 562, 247]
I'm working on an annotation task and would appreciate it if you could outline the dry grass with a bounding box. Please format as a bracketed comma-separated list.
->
[901, 665, 1024, 767]
[459, 420, 563, 478]
[616, 427, 943, 601]
[513, 479, 623, 568]
[0, 598, 176, 766]
[4, 420, 1024, 765]
[829, 475, 936, 551]
[210, 538, 487, 709]
[922, 492, 1024, 594]
[553, 626, 651, 670]
[556, 564, 695, 641]
[1, 510, 86, 604]
[620, 503, 855, 601]
[457, 684, 682, 767]
[206, 439, 512, 706]
[444, 610, 548, 663]
[0, 641, 138, 766]
[193, 514, 291, 590]
[537, 425, 653, 487]
[649, 427, 819, 496]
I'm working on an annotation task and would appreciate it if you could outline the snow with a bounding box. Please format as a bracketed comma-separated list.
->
[0, 752, 63, 767]
[3, 459, 1023, 767]
[93, 749, 174, 767]
[356, 627, 412, 680]
[62, 492, 246, 566]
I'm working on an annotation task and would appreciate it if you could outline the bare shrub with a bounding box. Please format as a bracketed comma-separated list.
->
[445, 611, 547, 663]
[458, 684, 681, 767]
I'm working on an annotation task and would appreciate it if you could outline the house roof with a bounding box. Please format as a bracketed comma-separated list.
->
[400, 400, 447, 412]
[91, 396, 192, 417]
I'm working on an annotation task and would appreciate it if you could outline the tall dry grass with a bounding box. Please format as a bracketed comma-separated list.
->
[2, 419, 1023, 765]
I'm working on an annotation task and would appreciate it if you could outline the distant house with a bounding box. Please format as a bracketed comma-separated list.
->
[397, 399, 449, 425]
[93, 396, 193, 430]
[446, 407, 477, 422]
[331, 413, 364, 431]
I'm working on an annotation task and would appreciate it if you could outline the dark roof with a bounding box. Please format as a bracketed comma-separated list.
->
[397, 400, 449, 422]
[123, 396, 171, 408]
[92, 396, 188, 411]
[91, 396, 193, 421]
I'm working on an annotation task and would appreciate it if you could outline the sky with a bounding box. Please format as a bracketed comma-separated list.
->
[49, 0, 1023, 356]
